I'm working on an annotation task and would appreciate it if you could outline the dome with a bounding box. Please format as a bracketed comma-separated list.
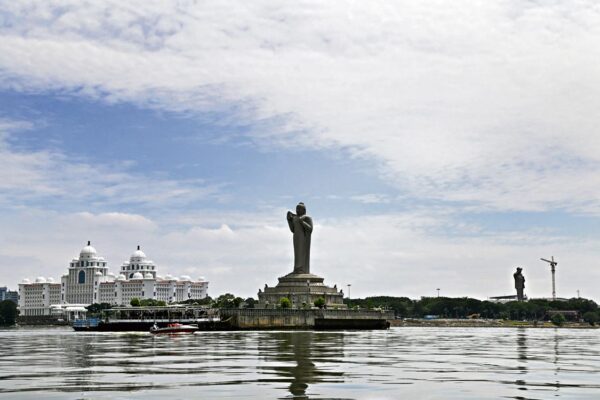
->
[79, 241, 97, 258]
[156, 275, 164, 280]
[117, 274, 126, 281]
[144, 273, 153, 279]
[22, 278, 31, 284]
[197, 276, 206, 282]
[131, 250, 146, 259]
[164, 274, 173, 280]
[132, 272, 143, 279]
[108, 272, 116, 278]
[179, 275, 191, 281]
[46, 277, 55, 283]
[94, 271, 103, 277]
[35, 277, 46, 283]
[130, 245, 146, 260]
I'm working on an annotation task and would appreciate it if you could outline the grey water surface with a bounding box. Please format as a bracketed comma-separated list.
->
[0, 327, 599, 399]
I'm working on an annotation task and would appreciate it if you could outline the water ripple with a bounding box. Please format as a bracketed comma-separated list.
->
[0, 327, 599, 399]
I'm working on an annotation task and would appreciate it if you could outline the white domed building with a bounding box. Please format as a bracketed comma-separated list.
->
[120, 246, 157, 280]
[19, 242, 210, 317]
[62, 241, 109, 305]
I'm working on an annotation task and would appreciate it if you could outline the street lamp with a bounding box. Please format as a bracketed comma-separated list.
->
[347, 284, 351, 299]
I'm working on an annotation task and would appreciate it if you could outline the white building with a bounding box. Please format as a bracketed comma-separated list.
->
[19, 242, 209, 316]
[18, 277, 61, 316]
[63, 241, 109, 305]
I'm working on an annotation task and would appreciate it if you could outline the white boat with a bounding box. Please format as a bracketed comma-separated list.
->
[150, 323, 198, 334]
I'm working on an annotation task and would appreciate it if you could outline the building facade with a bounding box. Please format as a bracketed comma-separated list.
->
[19, 242, 209, 316]
[0, 287, 18, 304]
[63, 241, 109, 305]
[18, 278, 61, 316]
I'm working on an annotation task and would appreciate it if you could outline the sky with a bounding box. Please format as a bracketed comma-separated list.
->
[1, 1, 600, 301]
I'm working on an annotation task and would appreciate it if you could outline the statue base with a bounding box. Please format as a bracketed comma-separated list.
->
[257, 272, 347, 309]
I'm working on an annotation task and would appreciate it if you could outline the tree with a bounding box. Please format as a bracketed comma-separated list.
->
[244, 297, 256, 309]
[0, 300, 18, 326]
[179, 296, 212, 306]
[583, 311, 599, 326]
[314, 297, 326, 309]
[279, 297, 292, 309]
[130, 298, 141, 307]
[215, 293, 243, 309]
[86, 303, 112, 315]
[551, 313, 566, 327]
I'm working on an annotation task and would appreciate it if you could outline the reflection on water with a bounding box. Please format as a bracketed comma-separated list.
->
[0, 327, 600, 399]
[259, 331, 345, 398]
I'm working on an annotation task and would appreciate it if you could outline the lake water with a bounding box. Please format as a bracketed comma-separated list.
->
[0, 327, 599, 399]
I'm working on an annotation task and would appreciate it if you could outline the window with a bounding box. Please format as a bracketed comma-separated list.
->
[78, 270, 85, 284]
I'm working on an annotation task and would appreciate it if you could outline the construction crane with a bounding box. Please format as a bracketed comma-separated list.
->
[540, 256, 558, 300]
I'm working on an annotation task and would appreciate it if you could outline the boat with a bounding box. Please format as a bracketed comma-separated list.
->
[72, 306, 230, 332]
[150, 322, 199, 334]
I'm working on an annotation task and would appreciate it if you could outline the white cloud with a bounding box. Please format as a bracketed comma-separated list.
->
[0, 119, 221, 208]
[1, 1, 600, 211]
[350, 194, 391, 204]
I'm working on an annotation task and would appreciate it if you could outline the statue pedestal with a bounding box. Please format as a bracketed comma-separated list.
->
[258, 272, 346, 309]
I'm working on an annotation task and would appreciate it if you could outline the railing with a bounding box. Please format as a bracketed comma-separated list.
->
[72, 318, 100, 328]
[220, 308, 394, 320]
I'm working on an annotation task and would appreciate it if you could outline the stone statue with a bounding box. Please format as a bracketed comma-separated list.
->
[514, 267, 525, 301]
[287, 202, 313, 274]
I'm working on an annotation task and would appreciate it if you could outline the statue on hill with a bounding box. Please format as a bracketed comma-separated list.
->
[513, 267, 525, 301]
[287, 202, 313, 274]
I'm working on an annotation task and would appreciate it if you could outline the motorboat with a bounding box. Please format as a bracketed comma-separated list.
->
[150, 323, 198, 334]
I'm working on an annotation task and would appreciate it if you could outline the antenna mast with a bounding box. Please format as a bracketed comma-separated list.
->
[540, 256, 558, 300]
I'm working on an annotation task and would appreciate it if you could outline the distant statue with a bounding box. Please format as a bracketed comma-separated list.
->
[514, 267, 525, 301]
[287, 202, 313, 274]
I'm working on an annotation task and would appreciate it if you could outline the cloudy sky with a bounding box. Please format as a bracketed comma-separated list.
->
[1, 1, 599, 301]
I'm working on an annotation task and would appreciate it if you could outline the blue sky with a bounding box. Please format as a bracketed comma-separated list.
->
[1, 1, 600, 300]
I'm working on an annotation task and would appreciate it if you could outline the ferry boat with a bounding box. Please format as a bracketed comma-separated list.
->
[72, 305, 230, 332]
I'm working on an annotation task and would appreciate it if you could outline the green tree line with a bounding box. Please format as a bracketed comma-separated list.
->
[344, 296, 599, 322]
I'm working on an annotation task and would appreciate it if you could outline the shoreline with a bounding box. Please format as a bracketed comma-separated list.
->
[391, 318, 598, 329]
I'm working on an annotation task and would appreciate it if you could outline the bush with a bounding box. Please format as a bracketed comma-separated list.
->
[130, 298, 141, 307]
[279, 297, 292, 309]
[551, 313, 566, 327]
[139, 299, 167, 307]
[314, 297, 326, 309]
